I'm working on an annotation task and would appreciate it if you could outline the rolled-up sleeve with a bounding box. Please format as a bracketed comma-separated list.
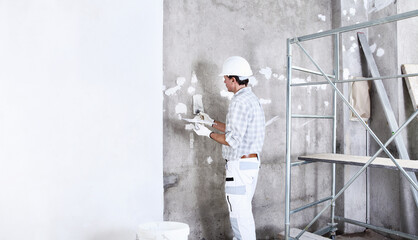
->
[225, 101, 248, 148]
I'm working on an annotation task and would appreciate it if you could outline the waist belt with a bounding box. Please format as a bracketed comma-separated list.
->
[241, 153, 258, 159]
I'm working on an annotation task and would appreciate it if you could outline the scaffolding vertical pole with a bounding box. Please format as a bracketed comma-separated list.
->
[285, 38, 292, 240]
[330, 33, 339, 237]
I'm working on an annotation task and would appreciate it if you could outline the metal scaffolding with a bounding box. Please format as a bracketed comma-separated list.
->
[285, 10, 418, 240]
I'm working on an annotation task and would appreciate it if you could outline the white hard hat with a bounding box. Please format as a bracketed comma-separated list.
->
[219, 56, 253, 78]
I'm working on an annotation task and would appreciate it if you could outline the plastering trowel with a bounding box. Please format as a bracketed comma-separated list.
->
[192, 94, 204, 114]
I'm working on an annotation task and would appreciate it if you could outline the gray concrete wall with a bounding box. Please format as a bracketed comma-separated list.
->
[163, 0, 417, 239]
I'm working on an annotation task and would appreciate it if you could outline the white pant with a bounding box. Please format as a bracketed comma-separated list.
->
[225, 157, 259, 240]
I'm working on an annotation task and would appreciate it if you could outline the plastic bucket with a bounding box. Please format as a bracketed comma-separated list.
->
[138, 221, 190, 240]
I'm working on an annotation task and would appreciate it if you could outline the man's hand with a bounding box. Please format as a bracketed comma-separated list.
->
[198, 112, 215, 126]
[193, 124, 212, 138]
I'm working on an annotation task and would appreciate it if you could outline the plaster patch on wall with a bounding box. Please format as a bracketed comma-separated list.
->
[292, 78, 307, 84]
[376, 48, 385, 57]
[220, 90, 234, 100]
[191, 71, 198, 83]
[369, 43, 377, 53]
[349, 8, 356, 16]
[306, 130, 311, 145]
[185, 124, 195, 131]
[165, 76, 187, 96]
[259, 67, 272, 80]
[207, 156, 213, 164]
[342, 10, 347, 16]
[318, 14, 326, 21]
[249, 76, 258, 86]
[188, 86, 196, 95]
[369, 0, 395, 13]
[278, 74, 285, 81]
[265, 115, 279, 127]
[273, 73, 278, 78]
[343, 68, 350, 80]
[177, 77, 186, 86]
[190, 132, 194, 149]
[349, 43, 358, 53]
[324, 101, 329, 107]
[165, 85, 181, 96]
[260, 98, 272, 105]
[175, 103, 187, 119]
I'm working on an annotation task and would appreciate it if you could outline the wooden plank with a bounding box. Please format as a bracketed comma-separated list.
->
[401, 64, 418, 110]
[298, 153, 418, 172]
[278, 228, 329, 240]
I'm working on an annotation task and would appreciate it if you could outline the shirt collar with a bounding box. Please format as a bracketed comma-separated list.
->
[234, 87, 251, 97]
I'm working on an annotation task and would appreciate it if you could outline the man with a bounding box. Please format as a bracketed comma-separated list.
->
[194, 56, 265, 240]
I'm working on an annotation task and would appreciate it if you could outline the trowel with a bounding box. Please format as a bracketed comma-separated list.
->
[182, 95, 205, 130]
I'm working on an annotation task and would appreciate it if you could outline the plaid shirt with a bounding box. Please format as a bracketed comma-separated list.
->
[222, 87, 265, 160]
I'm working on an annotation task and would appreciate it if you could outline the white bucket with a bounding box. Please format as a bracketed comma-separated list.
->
[137, 221, 190, 240]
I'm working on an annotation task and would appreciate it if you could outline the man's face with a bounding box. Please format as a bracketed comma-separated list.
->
[223, 76, 234, 92]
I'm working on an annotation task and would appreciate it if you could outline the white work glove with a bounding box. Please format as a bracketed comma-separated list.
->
[193, 124, 212, 138]
[198, 112, 215, 126]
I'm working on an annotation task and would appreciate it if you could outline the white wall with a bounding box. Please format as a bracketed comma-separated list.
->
[0, 1, 163, 239]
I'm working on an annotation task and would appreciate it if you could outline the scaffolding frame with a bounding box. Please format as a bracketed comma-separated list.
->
[285, 10, 418, 240]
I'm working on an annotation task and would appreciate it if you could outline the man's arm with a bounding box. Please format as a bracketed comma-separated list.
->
[209, 132, 229, 146]
[212, 120, 225, 132]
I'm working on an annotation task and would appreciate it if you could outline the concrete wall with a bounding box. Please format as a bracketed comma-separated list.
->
[163, 0, 417, 239]
[0, 1, 163, 239]
[163, 0, 335, 239]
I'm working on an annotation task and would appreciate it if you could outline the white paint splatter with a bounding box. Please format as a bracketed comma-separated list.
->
[265, 116, 279, 127]
[207, 156, 213, 164]
[175, 103, 187, 115]
[349, 43, 358, 53]
[298, 105, 302, 110]
[376, 48, 385, 57]
[191, 71, 198, 83]
[324, 101, 329, 107]
[190, 132, 194, 149]
[349, 8, 356, 16]
[187, 86, 195, 95]
[249, 76, 258, 87]
[350, 36, 355, 41]
[342, 10, 347, 16]
[176, 77, 186, 86]
[185, 124, 195, 130]
[342, 45, 346, 52]
[369, 0, 395, 13]
[164, 85, 181, 96]
[220, 90, 234, 100]
[306, 130, 311, 144]
[292, 78, 307, 84]
[259, 67, 272, 80]
[273, 73, 278, 78]
[260, 98, 272, 105]
[318, 14, 326, 21]
[347, 16, 351, 21]
[369, 43, 377, 53]
[343, 68, 350, 80]
[278, 74, 285, 81]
